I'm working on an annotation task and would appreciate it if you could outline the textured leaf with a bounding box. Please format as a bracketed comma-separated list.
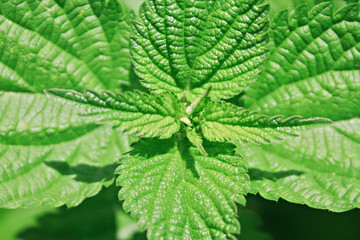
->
[244, 3, 360, 121]
[199, 101, 330, 143]
[292, 0, 350, 9]
[185, 127, 207, 155]
[47, 89, 184, 139]
[116, 138, 249, 239]
[0, 92, 131, 208]
[238, 118, 360, 212]
[0, 0, 135, 208]
[238, 2, 360, 212]
[0, 0, 133, 92]
[132, 0, 269, 100]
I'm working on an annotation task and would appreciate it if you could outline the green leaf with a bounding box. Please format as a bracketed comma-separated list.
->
[0, 0, 135, 208]
[238, 118, 360, 212]
[199, 101, 330, 143]
[239, 2, 360, 212]
[116, 138, 249, 239]
[47, 89, 184, 139]
[132, 0, 269, 100]
[0, 0, 133, 92]
[244, 3, 360, 121]
[185, 127, 207, 156]
[0, 92, 131, 208]
[292, 0, 350, 9]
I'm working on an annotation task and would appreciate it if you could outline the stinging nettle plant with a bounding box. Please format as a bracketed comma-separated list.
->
[0, 0, 359, 239]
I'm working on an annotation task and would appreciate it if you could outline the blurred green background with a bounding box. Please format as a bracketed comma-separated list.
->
[1, 0, 359, 239]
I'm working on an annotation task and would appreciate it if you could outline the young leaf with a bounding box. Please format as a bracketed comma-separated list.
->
[132, 0, 269, 100]
[185, 127, 207, 156]
[116, 138, 249, 239]
[244, 3, 360, 120]
[47, 89, 184, 139]
[238, 118, 360, 212]
[199, 101, 330, 143]
[0, 92, 130, 208]
[0, 0, 133, 92]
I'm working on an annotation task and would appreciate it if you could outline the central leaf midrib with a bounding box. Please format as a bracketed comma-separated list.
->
[188, 3, 261, 90]
[0, 62, 36, 93]
[163, 0, 184, 89]
[0, 10, 109, 89]
[185, 2, 216, 89]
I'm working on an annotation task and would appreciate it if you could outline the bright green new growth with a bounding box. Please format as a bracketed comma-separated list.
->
[199, 101, 331, 143]
[132, 0, 269, 100]
[47, 89, 184, 139]
[42, 1, 336, 239]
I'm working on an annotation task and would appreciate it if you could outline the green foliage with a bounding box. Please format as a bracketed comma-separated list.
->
[47, 79, 329, 239]
[47, 89, 184, 138]
[1, 0, 360, 239]
[244, 2, 360, 120]
[0, 0, 133, 92]
[241, 2, 360, 212]
[199, 101, 330, 143]
[131, 0, 269, 100]
[0, 0, 133, 208]
[116, 138, 249, 239]
[238, 119, 360, 212]
[0, 91, 131, 208]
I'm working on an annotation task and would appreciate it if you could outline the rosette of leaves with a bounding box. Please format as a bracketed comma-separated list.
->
[2, 0, 359, 239]
[45, 0, 334, 239]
